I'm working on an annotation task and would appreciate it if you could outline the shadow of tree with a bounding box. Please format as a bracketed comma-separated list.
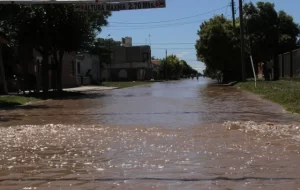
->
[0, 101, 22, 108]
[24, 91, 109, 100]
[0, 104, 64, 111]
[0, 114, 22, 123]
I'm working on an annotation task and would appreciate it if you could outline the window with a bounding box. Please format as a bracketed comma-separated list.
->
[77, 62, 81, 74]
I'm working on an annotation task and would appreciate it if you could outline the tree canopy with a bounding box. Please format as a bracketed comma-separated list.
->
[244, 2, 299, 60]
[195, 15, 240, 82]
[88, 37, 121, 71]
[195, 1, 299, 82]
[158, 55, 198, 80]
[0, 4, 110, 93]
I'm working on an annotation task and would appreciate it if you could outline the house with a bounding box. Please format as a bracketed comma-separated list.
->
[101, 37, 153, 81]
[33, 50, 79, 89]
[13, 48, 100, 91]
[74, 53, 100, 85]
[34, 51, 101, 89]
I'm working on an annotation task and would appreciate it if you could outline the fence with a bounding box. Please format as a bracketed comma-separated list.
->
[278, 48, 300, 79]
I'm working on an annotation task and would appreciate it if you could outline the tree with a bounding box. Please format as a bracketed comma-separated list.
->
[244, 2, 299, 60]
[244, 2, 299, 79]
[181, 60, 196, 77]
[88, 37, 121, 80]
[195, 15, 240, 83]
[0, 4, 110, 93]
[196, 2, 299, 82]
[159, 54, 182, 80]
[158, 55, 196, 80]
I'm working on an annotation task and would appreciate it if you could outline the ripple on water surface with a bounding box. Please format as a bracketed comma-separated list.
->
[1, 123, 300, 189]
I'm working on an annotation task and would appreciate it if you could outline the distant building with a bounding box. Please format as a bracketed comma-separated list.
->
[101, 38, 153, 81]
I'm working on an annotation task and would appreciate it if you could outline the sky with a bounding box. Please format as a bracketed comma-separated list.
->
[99, 0, 300, 73]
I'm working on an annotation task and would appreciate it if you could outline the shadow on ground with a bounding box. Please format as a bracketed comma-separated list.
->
[2, 104, 64, 110]
[0, 115, 23, 123]
[0, 91, 110, 110]
[23, 91, 109, 100]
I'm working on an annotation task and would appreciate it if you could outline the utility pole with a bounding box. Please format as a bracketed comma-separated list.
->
[109, 40, 111, 81]
[165, 49, 168, 81]
[239, 0, 246, 81]
[105, 34, 110, 83]
[231, 0, 236, 28]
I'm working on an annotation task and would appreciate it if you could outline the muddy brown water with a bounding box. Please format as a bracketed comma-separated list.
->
[1, 79, 300, 189]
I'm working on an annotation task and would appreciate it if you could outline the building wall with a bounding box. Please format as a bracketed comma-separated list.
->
[283, 52, 291, 77]
[75, 53, 100, 85]
[278, 49, 300, 79]
[112, 47, 126, 65]
[292, 49, 300, 78]
[278, 54, 283, 78]
[32, 50, 78, 89]
[109, 68, 153, 81]
[107, 45, 152, 81]
[61, 52, 78, 88]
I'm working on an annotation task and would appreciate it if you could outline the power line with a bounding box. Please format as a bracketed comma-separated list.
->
[151, 48, 195, 49]
[231, 0, 236, 28]
[107, 19, 204, 28]
[105, 19, 207, 30]
[225, 1, 230, 17]
[108, 5, 230, 25]
[133, 42, 195, 45]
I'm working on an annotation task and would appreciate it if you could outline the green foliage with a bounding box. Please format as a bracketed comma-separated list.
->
[0, 4, 110, 92]
[244, 2, 299, 60]
[1, 4, 110, 53]
[195, 15, 240, 82]
[0, 95, 37, 107]
[88, 37, 121, 67]
[196, 1, 300, 82]
[181, 60, 197, 76]
[158, 55, 196, 79]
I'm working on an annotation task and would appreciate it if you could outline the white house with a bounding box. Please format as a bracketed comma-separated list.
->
[75, 53, 101, 85]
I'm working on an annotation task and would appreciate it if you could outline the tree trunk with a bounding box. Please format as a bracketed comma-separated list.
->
[99, 54, 102, 83]
[42, 53, 49, 94]
[22, 48, 29, 94]
[0, 45, 8, 94]
[53, 49, 64, 94]
[57, 50, 64, 92]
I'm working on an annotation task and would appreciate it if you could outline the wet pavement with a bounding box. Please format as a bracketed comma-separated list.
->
[1, 78, 300, 189]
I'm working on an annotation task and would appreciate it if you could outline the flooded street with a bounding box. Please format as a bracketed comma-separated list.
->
[1, 79, 300, 189]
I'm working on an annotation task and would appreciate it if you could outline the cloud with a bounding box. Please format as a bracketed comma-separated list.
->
[175, 52, 190, 58]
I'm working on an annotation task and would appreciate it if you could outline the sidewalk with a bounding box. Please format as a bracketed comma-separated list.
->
[64, 86, 117, 92]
